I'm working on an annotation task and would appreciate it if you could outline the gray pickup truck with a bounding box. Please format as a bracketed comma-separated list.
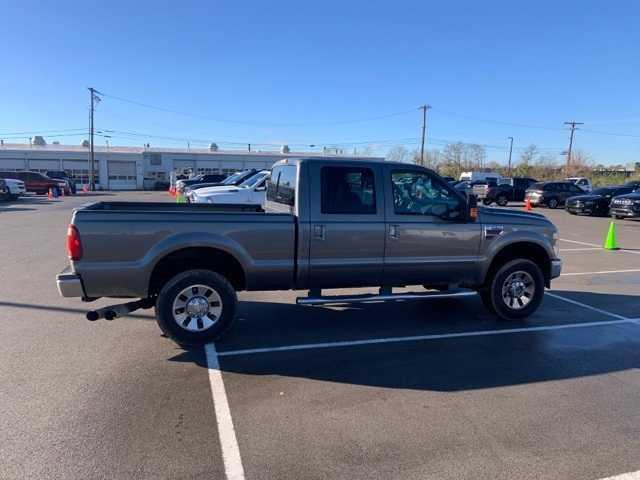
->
[57, 158, 562, 345]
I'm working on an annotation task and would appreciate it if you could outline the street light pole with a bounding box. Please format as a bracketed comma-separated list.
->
[507, 136, 514, 176]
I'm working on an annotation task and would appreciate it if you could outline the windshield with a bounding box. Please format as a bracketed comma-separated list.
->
[222, 170, 249, 185]
[239, 171, 269, 188]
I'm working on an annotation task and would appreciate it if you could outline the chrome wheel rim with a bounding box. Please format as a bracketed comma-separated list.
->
[501, 271, 535, 310]
[172, 284, 222, 332]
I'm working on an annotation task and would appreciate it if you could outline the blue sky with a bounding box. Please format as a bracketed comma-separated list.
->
[1, 0, 639, 165]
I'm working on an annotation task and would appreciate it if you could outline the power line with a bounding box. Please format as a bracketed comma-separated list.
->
[0, 132, 88, 140]
[0, 128, 87, 136]
[98, 90, 416, 127]
[430, 107, 564, 131]
[580, 128, 640, 139]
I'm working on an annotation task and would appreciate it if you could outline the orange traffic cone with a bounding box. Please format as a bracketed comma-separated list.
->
[82, 185, 89, 193]
[47, 188, 53, 200]
[525, 198, 532, 211]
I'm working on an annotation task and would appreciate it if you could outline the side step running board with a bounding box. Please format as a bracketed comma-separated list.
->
[296, 289, 477, 306]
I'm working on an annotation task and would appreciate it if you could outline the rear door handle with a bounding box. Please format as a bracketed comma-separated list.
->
[389, 224, 399, 239]
[314, 224, 325, 240]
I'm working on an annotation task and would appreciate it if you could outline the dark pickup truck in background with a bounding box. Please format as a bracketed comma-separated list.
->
[481, 177, 538, 206]
[57, 158, 561, 345]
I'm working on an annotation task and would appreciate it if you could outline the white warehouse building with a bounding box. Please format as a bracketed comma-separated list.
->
[0, 139, 382, 190]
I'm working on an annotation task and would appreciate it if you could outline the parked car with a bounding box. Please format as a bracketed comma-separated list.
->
[450, 180, 473, 197]
[175, 173, 228, 193]
[623, 179, 640, 189]
[565, 185, 637, 216]
[0, 179, 10, 201]
[0, 171, 68, 195]
[525, 181, 584, 209]
[482, 177, 538, 206]
[565, 177, 592, 193]
[45, 170, 76, 194]
[189, 170, 270, 205]
[0, 177, 27, 199]
[183, 181, 234, 196]
[176, 169, 258, 195]
[56, 158, 561, 346]
[609, 190, 640, 219]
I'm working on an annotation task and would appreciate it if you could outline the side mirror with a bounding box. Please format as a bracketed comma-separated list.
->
[467, 194, 478, 222]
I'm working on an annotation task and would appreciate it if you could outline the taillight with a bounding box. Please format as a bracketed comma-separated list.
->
[66, 225, 83, 261]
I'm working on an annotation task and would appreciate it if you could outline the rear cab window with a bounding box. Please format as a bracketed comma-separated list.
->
[266, 164, 297, 207]
[320, 166, 376, 214]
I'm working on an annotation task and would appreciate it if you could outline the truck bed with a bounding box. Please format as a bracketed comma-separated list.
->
[80, 201, 264, 213]
[71, 201, 296, 298]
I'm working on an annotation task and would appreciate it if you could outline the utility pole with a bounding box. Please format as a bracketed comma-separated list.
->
[419, 104, 431, 166]
[88, 87, 99, 191]
[564, 121, 583, 175]
[507, 136, 514, 176]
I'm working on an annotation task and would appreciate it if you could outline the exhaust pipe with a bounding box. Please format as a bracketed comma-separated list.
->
[86, 298, 154, 322]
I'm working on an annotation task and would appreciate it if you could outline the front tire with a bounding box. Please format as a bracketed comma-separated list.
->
[155, 270, 237, 346]
[484, 259, 544, 320]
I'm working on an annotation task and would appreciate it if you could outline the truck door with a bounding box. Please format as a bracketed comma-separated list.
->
[308, 163, 386, 288]
[383, 166, 482, 286]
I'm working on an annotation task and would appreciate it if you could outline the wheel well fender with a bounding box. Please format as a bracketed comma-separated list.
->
[143, 232, 251, 296]
[482, 240, 552, 288]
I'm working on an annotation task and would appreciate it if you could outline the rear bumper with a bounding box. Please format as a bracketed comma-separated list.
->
[550, 259, 562, 280]
[56, 268, 86, 298]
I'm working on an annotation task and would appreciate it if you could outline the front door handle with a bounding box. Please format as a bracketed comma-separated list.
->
[314, 224, 325, 240]
[389, 224, 399, 239]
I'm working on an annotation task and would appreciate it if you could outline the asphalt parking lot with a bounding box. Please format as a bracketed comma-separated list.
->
[1, 192, 639, 480]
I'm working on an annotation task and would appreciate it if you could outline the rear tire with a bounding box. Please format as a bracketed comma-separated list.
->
[496, 195, 508, 207]
[482, 199, 493, 206]
[155, 269, 237, 346]
[484, 259, 544, 320]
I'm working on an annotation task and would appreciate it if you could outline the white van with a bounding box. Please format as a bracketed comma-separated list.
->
[459, 171, 501, 183]
[565, 177, 592, 192]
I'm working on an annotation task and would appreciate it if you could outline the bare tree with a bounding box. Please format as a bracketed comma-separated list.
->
[386, 145, 410, 163]
[519, 144, 539, 166]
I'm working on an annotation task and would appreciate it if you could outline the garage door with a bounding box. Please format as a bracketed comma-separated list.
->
[29, 159, 61, 171]
[173, 160, 196, 175]
[108, 161, 137, 190]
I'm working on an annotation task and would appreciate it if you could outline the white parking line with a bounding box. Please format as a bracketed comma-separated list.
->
[596, 470, 640, 480]
[216, 292, 634, 358]
[545, 292, 629, 320]
[561, 238, 640, 256]
[205, 343, 245, 480]
[560, 238, 601, 247]
[561, 247, 603, 252]
[561, 269, 640, 276]
[217, 318, 634, 357]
